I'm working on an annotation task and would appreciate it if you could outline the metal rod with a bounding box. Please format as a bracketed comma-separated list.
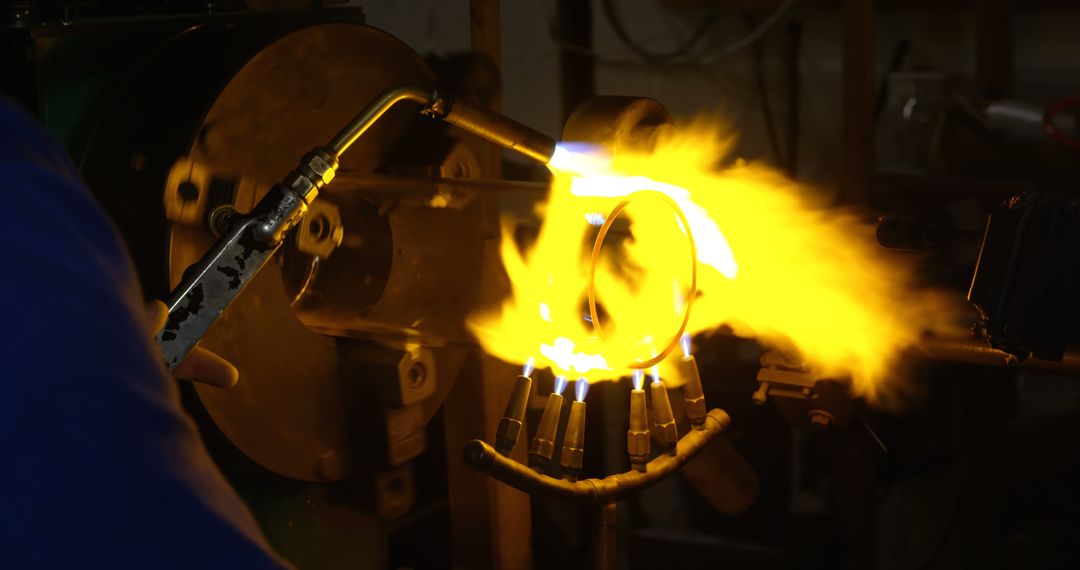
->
[597, 501, 617, 570]
[915, 335, 1080, 376]
[463, 408, 731, 505]
[328, 172, 549, 196]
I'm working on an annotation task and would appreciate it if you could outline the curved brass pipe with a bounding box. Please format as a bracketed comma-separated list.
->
[327, 86, 436, 157]
[463, 408, 731, 505]
[326, 85, 557, 163]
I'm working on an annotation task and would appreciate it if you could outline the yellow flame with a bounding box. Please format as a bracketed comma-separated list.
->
[468, 118, 957, 401]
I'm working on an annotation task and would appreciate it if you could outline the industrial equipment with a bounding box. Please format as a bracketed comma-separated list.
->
[8, 3, 1080, 569]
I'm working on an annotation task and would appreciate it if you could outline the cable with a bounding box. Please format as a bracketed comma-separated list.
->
[556, 0, 796, 67]
[748, 10, 785, 167]
[698, 0, 797, 65]
[587, 191, 698, 370]
[601, 0, 721, 65]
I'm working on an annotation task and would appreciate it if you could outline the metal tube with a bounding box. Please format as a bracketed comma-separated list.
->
[916, 335, 1080, 376]
[650, 381, 678, 455]
[495, 375, 533, 456]
[463, 409, 732, 505]
[561, 400, 587, 481]
[597, 502, 617, 570]
[529, 393, 564, 471]
[327, 86, 435, 158]
[443, 98, 557, 164]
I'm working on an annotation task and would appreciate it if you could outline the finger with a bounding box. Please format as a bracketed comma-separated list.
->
[145, 300, 168, 335]
[174, 347, 239, 388]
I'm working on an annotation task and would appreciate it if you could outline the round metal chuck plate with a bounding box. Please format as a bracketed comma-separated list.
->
[170, 24, 436, 482]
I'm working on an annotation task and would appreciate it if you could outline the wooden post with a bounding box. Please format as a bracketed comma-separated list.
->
[558, 0, 595, 125]
[975, 0, 1014, 99]
[443, 2, 533, 569]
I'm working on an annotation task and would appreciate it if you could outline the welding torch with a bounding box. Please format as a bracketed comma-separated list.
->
[156, 86, 557, 371]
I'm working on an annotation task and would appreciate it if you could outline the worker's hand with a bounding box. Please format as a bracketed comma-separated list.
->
[145, 300, 239, 388]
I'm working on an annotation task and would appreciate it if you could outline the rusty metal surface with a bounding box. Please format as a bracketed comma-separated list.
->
[172, 23, 437, 481]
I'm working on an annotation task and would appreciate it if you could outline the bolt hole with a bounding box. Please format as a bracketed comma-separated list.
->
[386, 475, 406, 496]
[308, 215, 330, 241]
[408, 362, 426, 389]
[178, 181, 199, 202]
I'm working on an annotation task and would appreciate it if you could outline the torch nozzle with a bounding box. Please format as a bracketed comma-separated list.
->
[679, 354, 708, 430]
[560, 400, 587, 481]
[650, 380, 678, 455]
[627, 389, 650, 472]
[529, 392, 564, 471]
[495, 374, 533, 456]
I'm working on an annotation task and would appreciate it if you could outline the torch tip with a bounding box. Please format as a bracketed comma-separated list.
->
[554, 375, 569, 396]
[575, 378, 590, 402]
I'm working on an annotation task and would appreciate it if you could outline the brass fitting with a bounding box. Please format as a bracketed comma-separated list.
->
[283, 148, 339, 204]
[529, 393, 564, 471]
[560, 400, 586, 481]
[679, 355, 707, 430]
[627, 388, 650, 472]
[650, 381, 678, 455]
[495, 375, 532, 456]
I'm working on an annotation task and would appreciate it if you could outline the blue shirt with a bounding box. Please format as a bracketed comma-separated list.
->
[0, 97, 290, 569]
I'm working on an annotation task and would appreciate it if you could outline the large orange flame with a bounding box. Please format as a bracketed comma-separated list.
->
[468, 118, 957, 402]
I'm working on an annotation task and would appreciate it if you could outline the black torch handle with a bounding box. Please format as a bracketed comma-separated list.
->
[157, 184, 307, 371]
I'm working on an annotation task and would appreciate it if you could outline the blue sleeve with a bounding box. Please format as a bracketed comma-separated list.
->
[0, 97, 291, 569]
